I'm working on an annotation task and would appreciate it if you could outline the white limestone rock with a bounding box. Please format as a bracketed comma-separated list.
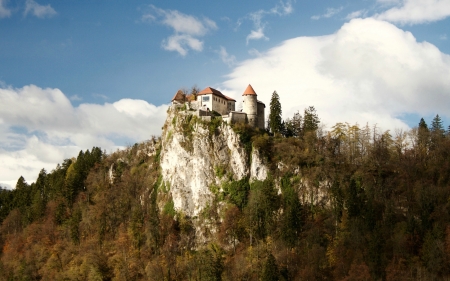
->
[160, 107, 267, 217]
[250, 148, 269, 182]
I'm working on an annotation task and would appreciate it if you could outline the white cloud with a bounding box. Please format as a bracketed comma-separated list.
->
[248, 48, 263, 57]
[24, 0, 57, 19]
[346, 9, 368, 20]
[375, 0, 450, 24]
[93, 93, 108, 100]
[221, 18, 450, 133]
[162, 34, 203, 56]
[246, 28, 268, 44]
[70, 94, 82, 101]
[440, 34, 448, 40]
[311, 6, 344, 20]
[0, 0, 11, 18]
[270, 0, 294, 15]
[0, 85, 169, 188]
[242, 0, 294, 44]
[217, 46, 237, 67]
[143, 6, 217, 56]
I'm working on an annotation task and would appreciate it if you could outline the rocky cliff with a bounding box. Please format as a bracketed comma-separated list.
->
[159, 106, 268, 217]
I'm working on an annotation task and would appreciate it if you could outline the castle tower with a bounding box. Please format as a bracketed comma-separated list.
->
[242, 84, 258, 127]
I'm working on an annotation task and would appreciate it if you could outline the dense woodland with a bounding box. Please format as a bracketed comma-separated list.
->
[2, 92, 450, 280]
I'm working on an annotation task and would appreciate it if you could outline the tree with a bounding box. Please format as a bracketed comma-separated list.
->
[283, 111, 302, 138]
[280, 175, 303, 247]
[303, 106, 320, 134]
[430, 114, 445, 150]
[219, 205, 244, 253]
[269, 91, 283, 135]
[418, 117, 429, 149]
[261, 253, 280, 281]
[283, 118, 294, 137]
[431, 114, 444, 134]
[245, 179, 279, 240]
[291, 111, 302, 137]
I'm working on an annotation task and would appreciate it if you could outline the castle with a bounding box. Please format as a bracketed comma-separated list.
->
[171, 84, 266, 129]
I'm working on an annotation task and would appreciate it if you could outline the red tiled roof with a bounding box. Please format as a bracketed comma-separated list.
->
[242, 84, 257, 96]
[223, 94, 236, 102]
[171, 90, 185, 102]
[197, 87, 236, 101]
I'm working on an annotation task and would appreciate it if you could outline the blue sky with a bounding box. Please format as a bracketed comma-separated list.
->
[1, 0, 450, 188]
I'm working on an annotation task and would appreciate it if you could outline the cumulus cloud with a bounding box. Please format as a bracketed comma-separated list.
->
[311, 6, 344, 20]
[216, 46, 237, 67]
[0, 85, 169, 188]
[374, 0, 450, 24]
[241, 0, 294, 44]
[0, 0, 11, 18]
[142, 5, 217, 56]
[221, 18, 450, 132]
[24, 0, 57, 19]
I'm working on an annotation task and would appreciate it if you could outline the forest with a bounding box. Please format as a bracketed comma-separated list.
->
[1, 92, 450, 280]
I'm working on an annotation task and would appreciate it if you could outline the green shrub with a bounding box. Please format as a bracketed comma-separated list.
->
[163, 200, 176, 217]
[223, 178, 250, 209]
[214, 165, 226, 179]
[208, 117, 223, 136]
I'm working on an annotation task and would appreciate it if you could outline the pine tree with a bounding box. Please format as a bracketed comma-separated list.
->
[431, 114, 444, 133]
[430, 114, 445, 151]
[418, 117, 429, 148]
[303, 106, 319, 133]
[419, 118, 428, 130]
[291, 111, 302, 137]
[269, 91, 283, 135]
[283, 111, 302, 138]
[261, 253, 279, 281]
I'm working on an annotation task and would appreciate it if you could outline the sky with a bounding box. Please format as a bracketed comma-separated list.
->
[1, 0, 450, 188]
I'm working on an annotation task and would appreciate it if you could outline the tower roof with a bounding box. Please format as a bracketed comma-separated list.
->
[242, 84, 257, 96]
[171, 90, 185, 102]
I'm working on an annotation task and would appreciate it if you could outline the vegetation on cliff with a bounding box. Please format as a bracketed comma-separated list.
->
[1, 104, 450, 280]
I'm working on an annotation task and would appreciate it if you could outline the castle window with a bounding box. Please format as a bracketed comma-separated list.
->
[203, 96, 209, 102]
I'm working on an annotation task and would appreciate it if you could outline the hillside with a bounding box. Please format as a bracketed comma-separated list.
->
[1, 106, 450, 280]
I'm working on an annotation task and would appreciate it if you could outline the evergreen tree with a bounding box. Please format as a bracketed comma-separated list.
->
[418, 117, 429, 148]
[280, 175, 303, 247]
[283, 111, 302, 138]
[302, 106, 320, 133]
[431, 114, 444, 134]
[261, 253, 279, 281]
[291, 111, 302, 137]
[269, 91, 283, 135]
[283, 118, 295, 137]
[430, 114, 445, 151]
[419, 117, 428, 130]
[13, 176, 31, 209]
[245, 179, 279, 240]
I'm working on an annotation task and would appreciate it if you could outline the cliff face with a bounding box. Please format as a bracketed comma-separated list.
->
[160, 107, 268, 217]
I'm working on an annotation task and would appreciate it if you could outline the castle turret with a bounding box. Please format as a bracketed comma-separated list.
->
[242, 84, 258, 127]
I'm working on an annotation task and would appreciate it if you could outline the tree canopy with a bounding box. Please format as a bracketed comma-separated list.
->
[268, 90, 283, 135]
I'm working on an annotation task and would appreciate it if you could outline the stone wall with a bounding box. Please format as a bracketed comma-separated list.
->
[223, 111, 247, 125]
[257, 102, 265, 129]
